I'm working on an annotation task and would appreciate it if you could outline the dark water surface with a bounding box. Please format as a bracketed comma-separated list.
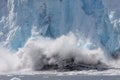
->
[0, 74, 120, 80]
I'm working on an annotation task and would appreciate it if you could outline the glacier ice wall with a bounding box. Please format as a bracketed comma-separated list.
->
[0, 0, 120, 56]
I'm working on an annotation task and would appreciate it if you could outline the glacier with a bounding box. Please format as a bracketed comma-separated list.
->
[0, 0, 120, 73]
[0, 0, 120, 57]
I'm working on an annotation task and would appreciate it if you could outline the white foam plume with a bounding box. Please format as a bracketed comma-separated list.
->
[1, 33, 120, 72]
[17, 33, 108, 70]
[0, 47, 19, 72]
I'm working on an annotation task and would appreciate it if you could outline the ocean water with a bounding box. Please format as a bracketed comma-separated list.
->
[1, 71, 120, 80]
[1, 75, 120, 80]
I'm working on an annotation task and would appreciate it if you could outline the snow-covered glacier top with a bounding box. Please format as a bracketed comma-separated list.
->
[0, 0, 120, 57]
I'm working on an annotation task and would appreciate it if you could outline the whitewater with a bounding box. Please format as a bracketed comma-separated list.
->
[0, 0, 120, 75]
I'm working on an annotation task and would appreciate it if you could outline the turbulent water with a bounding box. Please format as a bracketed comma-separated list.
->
[0, 0, 120, 74]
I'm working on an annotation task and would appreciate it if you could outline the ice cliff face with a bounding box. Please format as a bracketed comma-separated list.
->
[0, 0, 120, 56]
